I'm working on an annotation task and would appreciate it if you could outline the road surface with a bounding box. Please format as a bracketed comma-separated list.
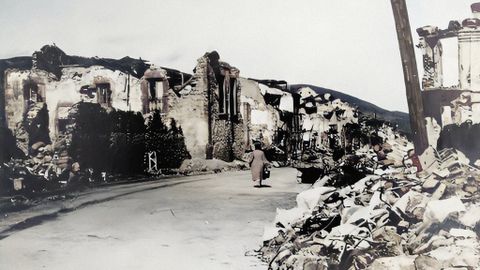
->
[0, 167, 308, 270]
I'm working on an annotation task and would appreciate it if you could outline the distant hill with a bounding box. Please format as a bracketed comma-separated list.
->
[290, 84, 411, 134]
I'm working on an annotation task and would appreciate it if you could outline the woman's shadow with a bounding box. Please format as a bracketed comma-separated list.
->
[254, 184, 272, 188]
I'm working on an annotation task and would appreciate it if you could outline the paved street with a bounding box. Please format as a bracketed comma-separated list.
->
[0, 168, 308, 270]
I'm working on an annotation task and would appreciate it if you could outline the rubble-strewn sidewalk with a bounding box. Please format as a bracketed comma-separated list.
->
[259, 147, 480, 269]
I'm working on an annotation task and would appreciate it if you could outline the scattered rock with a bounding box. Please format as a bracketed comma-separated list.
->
[259, 148, 480, 270]
[414, 255, 442, 270]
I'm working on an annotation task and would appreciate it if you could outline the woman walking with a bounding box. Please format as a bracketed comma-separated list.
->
[249, 143, 270, 187]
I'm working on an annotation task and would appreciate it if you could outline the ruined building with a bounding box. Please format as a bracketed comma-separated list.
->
[296, 86, 360, 150]
[1, 45, 191, 156]
[417, 2, 480, 162]
[243, 79, 301, 160]
[168, 51, 244, 161]
[0, 45, 305, 172]
[180, 53, 303, 162]
[0, 45, 383, 184]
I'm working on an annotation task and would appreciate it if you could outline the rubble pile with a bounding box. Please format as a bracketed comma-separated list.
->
[295, 116, 411, 186]
[2, 100, 74, 194]
[26, 142, 65, 177]
[179, 158, 248, 175]
[259, 147, 480, 269]
[4, 138, 72, 193]
[291, 88, 407, 178]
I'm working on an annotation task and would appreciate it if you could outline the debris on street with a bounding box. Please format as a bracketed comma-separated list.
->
[259, 144, 480, 269]
[178, 158, 248, 175]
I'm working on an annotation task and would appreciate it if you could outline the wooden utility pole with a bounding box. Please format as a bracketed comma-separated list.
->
[0, 70, 6, 163]
[391, 0, 429, 154]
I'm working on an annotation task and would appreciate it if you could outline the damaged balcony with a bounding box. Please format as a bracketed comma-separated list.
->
[141, 67, 169, 114]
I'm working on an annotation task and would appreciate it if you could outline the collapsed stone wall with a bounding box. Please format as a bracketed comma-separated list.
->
[2, 47, 277, 166]
[165, 56, 210, 159]
[233, 118, 246, 159]
[4, 66, 145, 140]
[211, 78, 245, 162]
[239, 78, 283, 148]
[0, 46, 204, 193]
[4, 70, 49, 133]
[211, 117, 245, 162]
[177, 52, 247, 162]
[166, 91, 209, 159]
[164, 52, 247, 162]
[417, 4, 480, 160]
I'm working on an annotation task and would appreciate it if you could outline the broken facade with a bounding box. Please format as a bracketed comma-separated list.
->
[290, 86, 411, 184]
[0, 45, 196, 187]
[417, 3, 480, 162]
[1, 45, 406, 194]
[170, 52, 305, 163]
[297, 86, 359, 151]
[165, 51, 245, 161]
[1, 46, 298, 171]
[245, 79, 301, 160]
[3, 46, 189, 149]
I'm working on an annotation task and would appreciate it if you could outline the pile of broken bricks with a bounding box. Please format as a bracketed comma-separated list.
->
[259, 147, 480, 270]
[4, 136, 73, 193]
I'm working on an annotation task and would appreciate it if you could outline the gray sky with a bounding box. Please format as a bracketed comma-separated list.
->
[0, 0, 475, 112]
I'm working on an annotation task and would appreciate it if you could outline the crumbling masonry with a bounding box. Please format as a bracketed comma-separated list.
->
[417, 3, 480, 163]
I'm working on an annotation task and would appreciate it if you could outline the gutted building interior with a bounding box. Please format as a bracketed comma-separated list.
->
[417, 3, 480, 162]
